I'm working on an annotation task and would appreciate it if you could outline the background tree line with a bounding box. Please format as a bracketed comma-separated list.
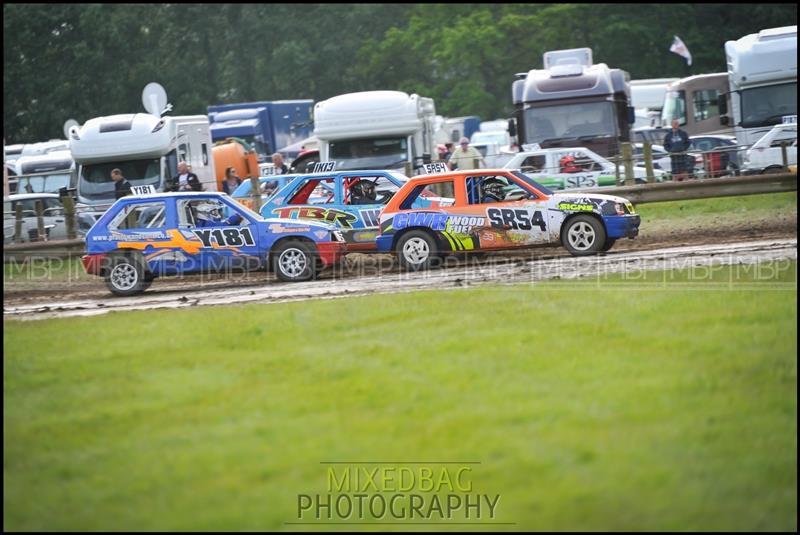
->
[4, 3, 797, 143]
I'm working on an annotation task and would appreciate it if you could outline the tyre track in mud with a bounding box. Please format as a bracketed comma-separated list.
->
[4, 238, 796, 321]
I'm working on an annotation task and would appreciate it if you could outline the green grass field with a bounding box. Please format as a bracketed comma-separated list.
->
[4, 263, 797, 531]
[635, 191, 796, 234]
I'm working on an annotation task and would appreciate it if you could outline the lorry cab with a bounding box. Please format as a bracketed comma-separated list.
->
[314, 91, 437, 175]
[510, 48, 634, 158]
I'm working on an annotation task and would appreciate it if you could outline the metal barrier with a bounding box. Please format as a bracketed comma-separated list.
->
[581, 172, 797, 204]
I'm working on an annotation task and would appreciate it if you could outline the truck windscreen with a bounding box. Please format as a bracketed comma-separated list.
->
[79, 158, 161, 201]
[739, 82, 797, 128]
[330, 137, 408, 170]
[524, 101, 618, 144]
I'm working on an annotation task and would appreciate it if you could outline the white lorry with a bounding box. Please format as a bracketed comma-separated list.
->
[725, 25, 797, 146]
[313, 90, 437, 174]
[70, 113, 216, 208]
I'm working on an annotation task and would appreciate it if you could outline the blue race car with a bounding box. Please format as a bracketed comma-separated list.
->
[82, 191, 346, 295]
[260, 169, 415, 251]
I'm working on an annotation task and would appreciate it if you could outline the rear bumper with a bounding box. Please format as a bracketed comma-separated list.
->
[603, 215, 641, 239]
[317, 242, 347, 266]
[81, 253, 107, 276]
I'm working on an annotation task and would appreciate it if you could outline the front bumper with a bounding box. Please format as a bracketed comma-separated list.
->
[376, 235, 393, 253]
[81, 253, 107, 276]
[316, 242, 347, 266]
[603, 215, 641, 239]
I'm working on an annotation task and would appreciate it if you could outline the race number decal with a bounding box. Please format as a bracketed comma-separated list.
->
[193, 227, 256, 247]
[487, 207, 546, 231]
[131, 185, 157, 195]
[423, 162, 448, 174]
[312, 161, 336, 173]
[260, 163, 278, 175]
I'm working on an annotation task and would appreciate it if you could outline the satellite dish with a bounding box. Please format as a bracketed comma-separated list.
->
[142, 82, 169, 116]
[63, 119, 79, 139]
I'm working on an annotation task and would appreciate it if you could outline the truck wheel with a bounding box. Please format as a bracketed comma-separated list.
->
[562, 215, 606, 256]
[396, 230, 438, 271]
[105, 254, 150, 296]
[273, 240, 316, 282]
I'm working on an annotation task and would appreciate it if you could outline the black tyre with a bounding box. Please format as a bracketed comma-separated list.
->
[601, 238, 617, 252]
[104, 254, 150, 296]
[272, 240, 317, 282]
[396, 230, 438, 271]
[561, 215, 606, 256]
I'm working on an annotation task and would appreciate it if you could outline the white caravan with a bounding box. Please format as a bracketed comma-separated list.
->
[70, 113, 216, 208]
[314, 90, 437, 174]
[630, 78, 678, 128]
[725, 25, 797, 146]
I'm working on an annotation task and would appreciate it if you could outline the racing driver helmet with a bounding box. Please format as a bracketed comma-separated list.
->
[481, 178, 505, 203]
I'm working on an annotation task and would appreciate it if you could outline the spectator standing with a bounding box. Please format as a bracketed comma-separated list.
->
[170, 161, 202, 191]
[221, 167, 242, 194]
[111, 168, 132, 199]
[447, 137, 485, 171]
[272, 153, 289, 174]
[663, 119, 691, 181]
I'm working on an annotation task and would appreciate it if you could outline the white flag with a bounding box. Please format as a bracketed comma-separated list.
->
[669, 35, 692, 66]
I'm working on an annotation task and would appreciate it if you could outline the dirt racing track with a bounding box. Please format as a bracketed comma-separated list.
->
[4, 238, 796, 321]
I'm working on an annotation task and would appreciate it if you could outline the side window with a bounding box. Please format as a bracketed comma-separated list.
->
[521, 156, 546, 172]
[693, 90, 719, 122]
[44, 198, 64, 216]
[109, 201, 168, 230]
[288, 178, 336, 205]
[201, 143, 209, 166]
[466, 175, 525, 205]
[178, 199, 248, 228]
[426, 180, 455, 199]
[398, 180, 455, 210]
[178, 143, 190, 163]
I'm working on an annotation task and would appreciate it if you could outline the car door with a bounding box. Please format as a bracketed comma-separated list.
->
[178, 196, 261, 273]
[340, 173, 403, 246]
[464, 173, 550, 250]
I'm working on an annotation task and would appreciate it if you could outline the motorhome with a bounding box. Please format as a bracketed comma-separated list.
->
[510, 48, 634, 158]
[630, 78, 678, 128]
[725, 25, 797, 146]
[660, 73, 733, 137]
[70, 113, 216, 208]
[11, 150, 74, 195]
[434, 116, 481, 145]
[314, 90, 437, 174]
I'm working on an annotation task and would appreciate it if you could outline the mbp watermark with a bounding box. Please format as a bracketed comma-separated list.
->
[290, 462, 509, 526]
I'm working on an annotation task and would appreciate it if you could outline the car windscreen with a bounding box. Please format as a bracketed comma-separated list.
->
[524, 101, 619, 144]
[739, 82, 797, 128]
[80, 159, 161, 201]
[329, 137, 408, 170]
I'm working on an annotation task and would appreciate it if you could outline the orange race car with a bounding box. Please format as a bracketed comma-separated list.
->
[376, 168, 640, 270]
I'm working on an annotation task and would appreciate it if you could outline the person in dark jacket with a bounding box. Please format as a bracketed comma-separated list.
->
[111, 168, 132, 199]
[169, 161, 202, 191]
[663, 119, 691, 181]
